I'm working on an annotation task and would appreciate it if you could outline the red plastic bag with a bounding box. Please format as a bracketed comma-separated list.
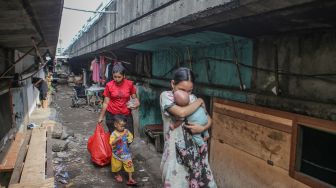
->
[87, 123, 112, 166]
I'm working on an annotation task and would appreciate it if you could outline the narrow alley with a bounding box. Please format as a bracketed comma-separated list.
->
[50, 85, 162, 187]
[1, 0, 336, 188]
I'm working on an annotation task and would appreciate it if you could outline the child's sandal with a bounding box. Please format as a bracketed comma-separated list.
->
[115, 175, 123, 183]
[126, 179, 137, 186]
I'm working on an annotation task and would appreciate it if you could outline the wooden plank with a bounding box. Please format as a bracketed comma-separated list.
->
[214, 98, 336, 131]
[0, 133, 24, 172]
[213, 102, 293, 126]
[213, 105, 292, 133]
[212, 112, 291, 170]
[19, 128, 46, 183]
[9, 178, 54, 188]
[209, 140, 309, 188]
[296, 115, 336, 133]
[46, 127, 53, 178]
[213, 98, 295, 119]
[292, 171, 333, 188]
[9, 130, 32, 185]
[0, 128, 17, 159]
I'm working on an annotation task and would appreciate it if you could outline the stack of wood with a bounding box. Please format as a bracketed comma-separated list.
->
[0, 127, 54, 188]
[0, 133, 24, 173]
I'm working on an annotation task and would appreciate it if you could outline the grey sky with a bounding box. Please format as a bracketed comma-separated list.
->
[58, 0, 104, 51]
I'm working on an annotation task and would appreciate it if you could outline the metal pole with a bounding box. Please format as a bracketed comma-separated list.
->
[232, 37, 244, 90]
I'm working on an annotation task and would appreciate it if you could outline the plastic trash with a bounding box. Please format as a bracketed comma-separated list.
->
[59, 178, 68, 184]
[27, 123, 39, 129]
[127, 98, 136, 108]
[73, 157, 81, 163]
[141, 177, 149, 182]
[59, 172, 69, 179]
[55, 165, 64, 175]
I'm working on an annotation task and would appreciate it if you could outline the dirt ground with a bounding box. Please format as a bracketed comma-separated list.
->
[51, 85, 163, 188]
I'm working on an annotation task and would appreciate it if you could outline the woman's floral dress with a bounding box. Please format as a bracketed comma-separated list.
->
[160, 91, 217, 188]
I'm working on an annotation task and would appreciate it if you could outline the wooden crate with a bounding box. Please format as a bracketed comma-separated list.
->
[209, 98, 309, 188]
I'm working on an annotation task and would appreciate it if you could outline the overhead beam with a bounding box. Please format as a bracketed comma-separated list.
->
[67, 0, 326, 57]
[20, 0, 44, 45]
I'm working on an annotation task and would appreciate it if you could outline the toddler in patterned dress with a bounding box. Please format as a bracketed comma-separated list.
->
[109, 115, 137, 185]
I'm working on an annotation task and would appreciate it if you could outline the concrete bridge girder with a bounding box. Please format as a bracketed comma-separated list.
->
[67, 0, 327, 58]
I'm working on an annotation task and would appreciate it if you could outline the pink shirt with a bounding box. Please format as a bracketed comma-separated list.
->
[91, 59, 100, 82]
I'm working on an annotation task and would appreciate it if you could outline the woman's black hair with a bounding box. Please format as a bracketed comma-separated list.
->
[173, 67, 195, 85]
[112, 62, 125, 75]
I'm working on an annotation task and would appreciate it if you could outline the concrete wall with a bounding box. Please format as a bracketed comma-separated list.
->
[0, 48, 14, 93]
[67, 0, 235, 56]
[253, 30, 336, 120]
[14, 51, 35, 74]
[115, 0, 172, 28]
[0, 48, 14, 147]
[0, 50, 12, 152]
[0, 92, 12, 149]
[0, 47, 42, 147]
[13, 50, 43, 117]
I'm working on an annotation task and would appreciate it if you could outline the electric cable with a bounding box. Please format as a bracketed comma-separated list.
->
[63, 6, 117, 14]
[157, 57, 336, 84]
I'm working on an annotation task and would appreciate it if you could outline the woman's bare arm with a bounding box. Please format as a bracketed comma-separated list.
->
[34, 79, 43, 87]
[185, 115, 212, 134]
[98, 97, 110, 123]
[167, 98, 204, 118]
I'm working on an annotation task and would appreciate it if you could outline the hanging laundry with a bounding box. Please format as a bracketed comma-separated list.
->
[99, 56, 106, 82]
[91, 57, 100, 83]
[105, 63, 111, 80]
